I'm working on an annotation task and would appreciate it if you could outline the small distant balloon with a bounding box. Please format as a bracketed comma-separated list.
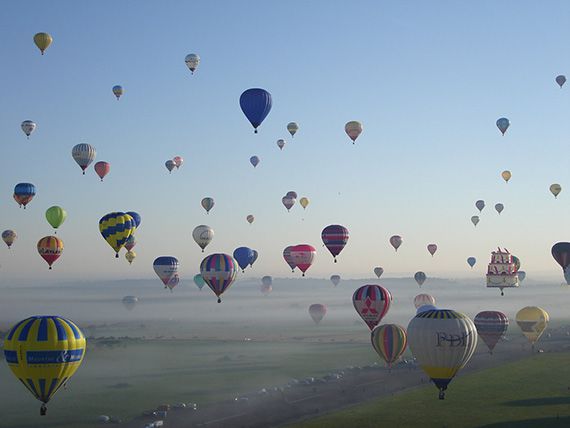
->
[427, 244, 437, 257]
[389, 235, 402, 252]
[550, 184, 562, 199]
[414, 293, 436, 309]
[345, 121, 362, 144]
[467, 257, 476, 268]
[165, 160, 175, 173]
[2, 230, 17, 249]
[233, 247, 254, 272]
[192, 225, 214, 252]
[309, 304, 327, 325]
[173, 156, 184, 169]
[125, 250, 136, 265]
[122, 296, 138, 310]
[501, 170, 511, 183]
[282, 196, 295, 212]
[153, 256, 179, 288]
[33, 32, 52, 54]
[287, 122, 299, 137]
[250, 156, 260, 168]
[286, 191, 298, 199]
[321, 224, 349, 263]
[414, 271, 427, 287]
[246, 215, 254, 224]
[556, 75, 566, 88]
[239, 88, 272, 133]
[471, 216, 480, 227]
[14, 183, 36, 209]
[496, 117, 510, 136]
[495, 203, 504, 214]
[94, 161, 110, 181]
[21, 120, 36, 138]
[250, 249, 259, 267]
[125, 211, 141, 229]
[72, 144, 96, 175]
[300, 197, 310, 209]
[201, 197, 215, 214]
[374, 267, 384, 278]
[518, 271, 526, 283]
[475, 200, 485, 212]
[330, 275, 341, 287]
[277, 139, 286, 150]
[185, 53, 200, 74]
[112, 85, 123, 100]
[193, 274, 206, 290]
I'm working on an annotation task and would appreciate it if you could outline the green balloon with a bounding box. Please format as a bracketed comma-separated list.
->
[45, 206, 67, 230]
[193, 274, 206, 290]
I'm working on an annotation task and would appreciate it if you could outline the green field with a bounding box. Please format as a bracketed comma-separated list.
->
[289, 352, 570, 428]
[0, 336, 378, 428]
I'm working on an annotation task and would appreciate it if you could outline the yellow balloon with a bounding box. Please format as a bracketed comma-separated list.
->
[125, 250, 136, 264]
[516, 306, 549, 346]
[33, 32, 53, 55]
[300, 197, 310, 209]
[4, 316, 86, 415]
[501, 170, 511, 183]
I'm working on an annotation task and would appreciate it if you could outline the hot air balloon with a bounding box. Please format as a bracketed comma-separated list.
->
[427, 244, 437, 257]
[518, 271, 526, 283]
[374, 267, 384, 278]
[167, 274, 180, 291]
[126, 211, 141, 229]
[122, 296, 138, 310]
[165, 160, 175, 173]
[556, 75, 566, 88]
[550, 184, 562, 199]
[486, 248, 519, 296]
[250, 156, 260, 168]
[45, 206, 67, 233]
[262, 276, 273, 287]
[233, 247, 254, 272]
[551, 242, 570, 284]
[124, 234, 136, 252]
[200, 253, 238, 302]
[502, 170, 511, 183]
[496, 117, 510, 136]
[414, 271, 427, 287]
[495, 203, 504, 214]
[309, 304, 327, 325]
[21, 120, 36, 138]
[467, 257, 476, 268]
[125, 250, 136, 265]
[246, 215, 254, 224]
[414, 293, 436, 309]
[72, 144, 96, 175]
[516, 306, 549, 348]
[389, 235, 402, 251]
[260, 282, 272, 295]
[173, 156, 183, 169]
[290, 244, 316, 276]
[330, 275, 341, 287]
[4, 315, 85, 415]
[345, 121, 362, 144]
[99, 212, 135, 257]
[192, 225, 214, 252]
[14, 183, 36, 209]
[37, 236, 63, 269]
[287, 122, 299, 137]
[277, 139, 286, 150]
[2, 230, 17, 249]
[474, 311, 509, 354]
[201, 197, 215, 214]
[471, 216, 480, 227]
[250, 250, 258, 267]
[321, 225, 349, 263]
[475, 200, 485, 212]
[371, 324, 407, 368]
[239, 88, 272, 133]
[353, 285, 392, 330]
[94, 161, 110, 181]
[282, 196, 295, 212]
[193, 274, 206, 290]
[407, 309, 477, 399]
[283, 246, 296, 272]
[112, 85, 123, 100]
[286, 191, 298, 199]
[300, 197, 310, 209]
[511, 255, 521, 272]
[33, 32, 53, 55]
[185, 53, 200, 74]
[153, 256, 179, 288]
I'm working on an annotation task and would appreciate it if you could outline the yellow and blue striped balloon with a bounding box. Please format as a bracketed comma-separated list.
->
[99, 212, 135, 257]
[4, 316, 86, 415]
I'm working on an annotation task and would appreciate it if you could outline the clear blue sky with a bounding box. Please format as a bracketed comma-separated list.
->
[1, 1, 570, 282]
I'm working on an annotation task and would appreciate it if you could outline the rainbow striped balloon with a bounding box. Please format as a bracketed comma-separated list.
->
[371, 324, 407, 368]
[200, 253, 238, 303]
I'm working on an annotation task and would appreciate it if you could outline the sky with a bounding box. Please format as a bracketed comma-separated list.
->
[1, 0, 570, 283]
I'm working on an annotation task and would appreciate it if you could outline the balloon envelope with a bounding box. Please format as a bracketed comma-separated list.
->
[550, 184, 562, 198]
[233, 247, 254, 272]
[193, 225, 214, 252]
[309, 304, 327, 324]
[283, 246, 296, 272]
[345, 121, 363, 143]
[475, 200, 485, 212]
[474, 311, 509, 353]
[330, 275, 341, 287]
[495, 203, 504, 214]
[94, 161, 110, 181]
[250, 156, 260, 167]
[45, 206, 67, 231]
[112, 85, 123, 100]
[374, 267, 384, 278]
[122, 296, 138, 310]
[516, 306, 549, 345]
[414, 271, 427, 287]
[496, 117, 510, 135]
[99, 212, 135, 257]
[352, 285, 392, 330]
[467, 257, 476, 268]
[185, 53, 200, 73]
[277, 139, 286, 150]
[165, 160, 175, 172]
[371, 324, 407, 367]
[501, 170, 511, 183]
[300, 197, 310, 209]
[14, 183, 36, 208]
[173, 156, 183, 169]
[153, 256, 179, 286]
[124, 234, 136, 252]
[556, 75, 566, 87]
[287, 122, 299, 137]
[125, 212, 141, 229]
[290, 244, 316, 276]
[125, 250, 136, 265]
[282, 196, 295, 211]
[389, 235, 402, 251]
[21, 120, 36, 137]
[200, 253, 238, 302]
[427, 244, 437, 256]
[37, 236, 63, 269]
[414, 294, 436, 309]
[471, 216, 480, 227]
[33, 32, 53, 54]
[201, 197, 215, 213]
[321, 224, 349, 262]
[72, 144, 96, 174]
[407, 309, 477, 399]
[193, 274, 206, 290]
[2, 230, 17, 249]
[239, 88, 272, 133]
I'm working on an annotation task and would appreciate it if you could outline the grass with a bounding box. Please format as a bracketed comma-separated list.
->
[288, 352, 570, 428]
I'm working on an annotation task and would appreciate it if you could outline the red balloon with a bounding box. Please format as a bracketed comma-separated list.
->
[290, 244, 316, 276]
[474, 311, 509, 353]
[94, 161, 110, 181]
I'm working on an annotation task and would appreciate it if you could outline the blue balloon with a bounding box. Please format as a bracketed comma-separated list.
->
[239, 88, 272, 133]
[467, 257, 476, 268]
[126, 211, 141, 228]
[233, 247, 254, 272]
[496, 117, 510, 135]
[250, 249, 259, 267]
[14, 182, 36, 196]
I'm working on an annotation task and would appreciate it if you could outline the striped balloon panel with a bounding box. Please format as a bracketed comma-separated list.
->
[321, 225, 349, 258]
[4, 316, 85, 404]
